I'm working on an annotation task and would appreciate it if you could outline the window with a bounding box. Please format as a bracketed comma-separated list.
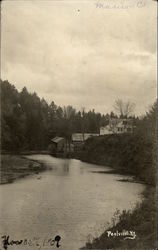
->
[123, 120, 127, 125]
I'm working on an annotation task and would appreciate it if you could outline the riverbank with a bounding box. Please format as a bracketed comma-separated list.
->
[78, 134, 156, 185]
[0, 154, 47, 184]
[78, 134, 157, 249]
[81, 186, 157, 249]
[1, 150, 50, 155]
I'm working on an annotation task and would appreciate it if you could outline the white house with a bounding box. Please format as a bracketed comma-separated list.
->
[100, 118, 134, 135]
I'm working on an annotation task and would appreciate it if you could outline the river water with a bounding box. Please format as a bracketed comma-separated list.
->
[0, 155, 144, 250]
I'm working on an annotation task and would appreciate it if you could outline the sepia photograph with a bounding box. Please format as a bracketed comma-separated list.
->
[0, 0, 157, 249]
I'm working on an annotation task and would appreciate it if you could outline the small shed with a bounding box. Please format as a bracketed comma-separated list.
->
[51, 137, 65, 153]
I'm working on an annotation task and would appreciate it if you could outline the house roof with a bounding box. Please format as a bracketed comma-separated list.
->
[72, 133, 99, 142]
[117, 121, 133, 128]
[101, 118, 133, 127]
[51, 137, 65, 143]
[72, 133, 84, 142]
[84, 133, 99, 140]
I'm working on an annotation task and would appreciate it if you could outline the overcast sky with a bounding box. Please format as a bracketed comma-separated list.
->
[1, 0, 157, 115]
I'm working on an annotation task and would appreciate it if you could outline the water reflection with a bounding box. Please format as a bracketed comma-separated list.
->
[63, 162, 69, 173]
[0, 155, 144, 250]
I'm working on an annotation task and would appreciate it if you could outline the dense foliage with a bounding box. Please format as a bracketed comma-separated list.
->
[80, 101, 157, 249]
[79, 99, 157, 185]
[1, 79, 157, 249]
[1, 79, 157, 184]
[1, 79, 112, 151]
[80, 133, 156, 185]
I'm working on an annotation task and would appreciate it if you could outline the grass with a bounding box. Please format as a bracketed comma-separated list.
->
[79, 134, 157, 249]
[0, 154, 46, 184]
[81, 187, 157, 250]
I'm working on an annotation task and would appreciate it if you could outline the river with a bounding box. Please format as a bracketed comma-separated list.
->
[0, 155, 144, 250]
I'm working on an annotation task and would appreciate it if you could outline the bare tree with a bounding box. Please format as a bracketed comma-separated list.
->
[63, 105, 76, 120]
[81, 107, 86, 139]
[114, 99, 135, 118]
[81, 107, 86, 118]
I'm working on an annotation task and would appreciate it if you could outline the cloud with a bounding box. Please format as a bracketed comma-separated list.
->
[1, 0, 157, 115]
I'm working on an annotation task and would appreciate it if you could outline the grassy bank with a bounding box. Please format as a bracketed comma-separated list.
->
[79, 134, 156, 185]
[81, 187, 157, 250]
[79, 134, 157, 249]
[0, 154, 46, 184]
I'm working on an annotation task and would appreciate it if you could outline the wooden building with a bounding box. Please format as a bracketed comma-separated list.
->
[51, 137, 66, 153]
[100, 118, 134, 135]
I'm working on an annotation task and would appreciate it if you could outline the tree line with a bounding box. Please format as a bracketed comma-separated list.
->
[80, 100, 157, 185]
[1, 79, 156, 152]
[0, 79, 116, 151]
